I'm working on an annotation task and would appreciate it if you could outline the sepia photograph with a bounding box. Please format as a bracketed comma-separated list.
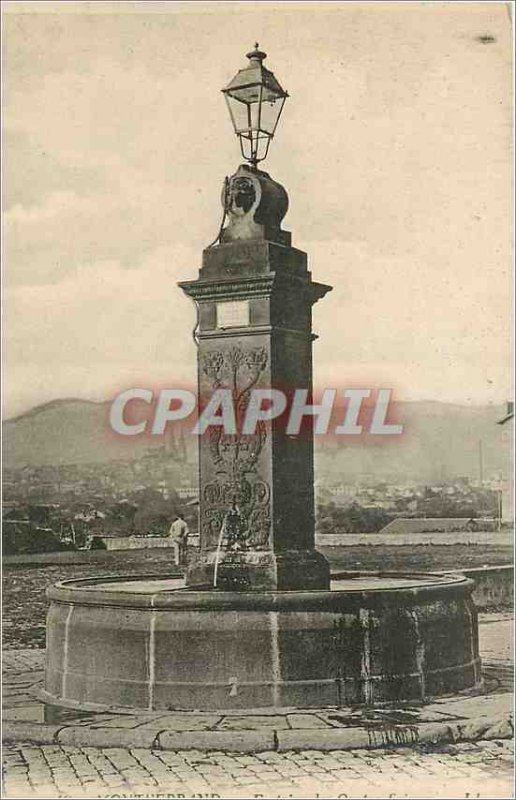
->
[2, 1, 514, 798]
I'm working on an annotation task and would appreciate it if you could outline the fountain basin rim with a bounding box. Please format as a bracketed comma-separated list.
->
[46, 570, 475, 611]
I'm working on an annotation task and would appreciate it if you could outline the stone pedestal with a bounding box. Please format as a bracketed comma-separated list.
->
[179, 165, 332, 591]
[187, 549, 330, 592]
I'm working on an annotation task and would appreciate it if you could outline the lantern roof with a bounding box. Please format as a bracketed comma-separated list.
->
[222, 44, 288, 102]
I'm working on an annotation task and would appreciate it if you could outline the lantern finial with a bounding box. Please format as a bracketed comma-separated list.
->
[222, 46, 288, 167]
[246, 43, 267, 62]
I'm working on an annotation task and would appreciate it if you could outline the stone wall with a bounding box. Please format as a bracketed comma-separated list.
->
[456, 565, 514, 610]
[102, 536, 176, 551]
[316, 531, 512, 547]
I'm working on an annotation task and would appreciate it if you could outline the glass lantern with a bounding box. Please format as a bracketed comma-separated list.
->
[222, 44, 288, 167]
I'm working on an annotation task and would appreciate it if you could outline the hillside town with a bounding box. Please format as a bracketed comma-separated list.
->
[3, 448, 504, 555]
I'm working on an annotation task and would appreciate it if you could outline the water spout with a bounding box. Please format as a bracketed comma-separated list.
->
[213, 521, 226, 589]
[213, 502, 243, 589]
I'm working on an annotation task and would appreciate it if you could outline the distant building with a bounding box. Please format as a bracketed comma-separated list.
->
[380, 517, 498, 535]
[177, 487, 198, 499]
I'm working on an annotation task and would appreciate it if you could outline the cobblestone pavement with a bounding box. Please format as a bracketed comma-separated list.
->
[2, 739, 514, 799]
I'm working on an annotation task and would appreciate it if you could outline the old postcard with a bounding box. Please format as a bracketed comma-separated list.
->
[2, 2, 514, 799]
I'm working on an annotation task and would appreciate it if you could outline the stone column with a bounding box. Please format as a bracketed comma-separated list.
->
[179, 164, 332, 590]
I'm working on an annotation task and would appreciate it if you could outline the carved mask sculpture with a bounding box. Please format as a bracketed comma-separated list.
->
[228, 177, 256, 216]
[220, 163, 288, 244]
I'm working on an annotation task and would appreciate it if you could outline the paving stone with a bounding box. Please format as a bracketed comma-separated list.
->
[142, 714, 223, 731]
[277, 727, 371, 751]
[80, 715, 145, 729]
[57, 726, 158, 748]
[430, 692, 512, 718]
[247, 764, 279, 774]
[180, 748, 206, 759]
[130, 747, 166, 765]
[286, 713, 333, 729]
[234, 754, 261, 764]
[30, 783, 61, 795]
[101, 773, 130, 786]
[84, 754, 113, 768]
[3, 696, 40, 710]
[169, 768, 201, 780]
[119, 764, 149, 775]
[3, 765, 29, 775]
[283, 751, 310, 760]
[218, 714, 289, 730]
[156, 752, 188, 766]
[102, 747, 139, 764]
[257, 753, 286, 764]
[184, 780, 215, 793]
[3, 722, 61, 745]
[3, 779, 34, 796]
[158, 729, 276, 752]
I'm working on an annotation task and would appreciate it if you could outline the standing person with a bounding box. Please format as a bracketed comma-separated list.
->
[169, 513, 189, 567]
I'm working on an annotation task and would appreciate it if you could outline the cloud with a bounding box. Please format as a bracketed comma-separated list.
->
[3, 3, 512, 415]
[4, 244, 199, 416]
[309, 239, 512, 405]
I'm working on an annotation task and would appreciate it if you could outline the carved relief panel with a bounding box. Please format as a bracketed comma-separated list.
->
[199, 342, 272, 552]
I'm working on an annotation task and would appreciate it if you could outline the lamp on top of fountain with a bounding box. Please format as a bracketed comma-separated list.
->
[222, 44, 288, 167]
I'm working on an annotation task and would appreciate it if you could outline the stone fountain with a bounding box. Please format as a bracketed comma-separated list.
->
[44, 46, 481, 713]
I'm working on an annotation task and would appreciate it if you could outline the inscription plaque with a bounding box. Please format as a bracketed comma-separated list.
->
[216, 300, 250, 328]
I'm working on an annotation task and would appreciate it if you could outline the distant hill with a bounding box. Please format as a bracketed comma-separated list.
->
[3, 399, 195, 468]
[315, 400, 511, 484]
[2, 397, 512, 483]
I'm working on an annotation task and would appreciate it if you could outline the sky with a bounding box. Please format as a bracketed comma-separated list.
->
[3, 1, 513, 418]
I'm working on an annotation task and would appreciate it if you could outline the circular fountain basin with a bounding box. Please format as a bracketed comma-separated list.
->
[44, 571, 481, 711]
